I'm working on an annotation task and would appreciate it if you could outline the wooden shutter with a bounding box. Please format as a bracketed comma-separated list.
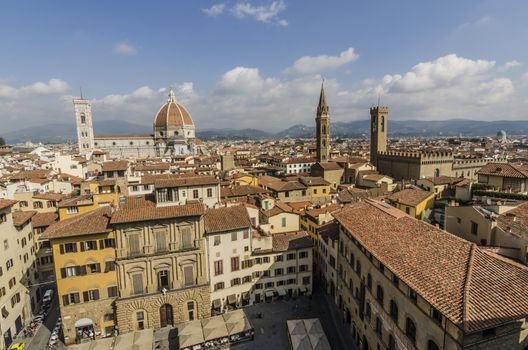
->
[93, 289, 99, 300]
[83, 291, 89, 302]
[129, 234, 140, 255]
[99, 240, 104, 249]
[80, 265, 87, 275]
[184, 266, 194, 286]
[132, 274, 143, 295]
[62, 295, 69, 306]
[80, 242, 85, 252]
[59, 244, 64, 254]
[181, 228, 192, 249]
[155, 231, 167, 252]
[95, 263, 101, 273]
[60, 268, 66, 279]
[72, 243, 78, 253]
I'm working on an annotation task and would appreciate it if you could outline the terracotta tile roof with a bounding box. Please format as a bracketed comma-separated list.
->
[477, 163, 528, 179]
[496, 202, 528, 240]
[299, 176, 330, 187]
[101, 160, 129, 172]
[305, 203, 341, 220]
[333, 200, 528, 333]
[317, 221, 340, 243]
[204, 205, 251, 234]
[387, 188, 433, 207]
[0, 199, 17, 211]
[427, 176, 465, 186]
[111, 201, 205, 224]
[154, 175, 219, 188]
[313, 162, 342, 171]
[9, 170, 51, 181]
[133, 163, 170, 171]
[272, 231, 314, 252]
[32, 193, 66, 201]
[221, 185, 268, 198]
[266, 180, 306, 192]
[337, 188, 370, 203]
[41, 207, 112, 239]
[32, 212, 59, 228]
[58, 195, 94, 208]
[12, 210, 36, 226]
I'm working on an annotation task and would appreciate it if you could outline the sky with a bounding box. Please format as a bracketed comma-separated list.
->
[1, 0, 528, 133]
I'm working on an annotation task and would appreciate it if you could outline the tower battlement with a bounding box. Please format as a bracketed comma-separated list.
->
[370, 106, 389, 114]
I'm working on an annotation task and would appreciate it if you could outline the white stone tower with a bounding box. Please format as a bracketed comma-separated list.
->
[73, 97, 95, 155]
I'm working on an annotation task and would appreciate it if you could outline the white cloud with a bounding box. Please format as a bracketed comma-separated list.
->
[388, 54, 495, 92]
[0, 78, 69, 98]
[460, 16, 493, 29]
[287, 48, 359, 74]
[500, 60, 521, 71]
[203, 3, 225, 17]
[477, 78, 514, 104]
[113, 41, 138, 55]
[231, 0, 287, 26]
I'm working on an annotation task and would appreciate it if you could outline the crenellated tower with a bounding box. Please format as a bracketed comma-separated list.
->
[316, 83, 330, 163]
[73, 96, 95, 155]
[370, 106, 388, 167]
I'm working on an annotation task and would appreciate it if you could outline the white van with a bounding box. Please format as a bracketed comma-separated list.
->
[42, 289, 54, 303]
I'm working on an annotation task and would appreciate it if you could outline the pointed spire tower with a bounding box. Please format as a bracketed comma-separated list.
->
[316, 82, 330, 163]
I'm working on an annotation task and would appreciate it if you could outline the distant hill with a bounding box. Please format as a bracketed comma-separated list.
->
[3, 120, 150, 144]
[3, 118, 528, 144]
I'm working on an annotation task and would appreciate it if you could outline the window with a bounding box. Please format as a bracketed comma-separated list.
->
[80, 114, 86, 124]
[155, 231, 167, 252]
[102, 238, 115, 249]
[255, 283, 263, 290]
[367, 273, 372, 290]
[243, 231, 249, 239]
[66, 206, 78, 214]
[108, 286, 118, 297]
[406, 318, 417, 344]
[471, 221, 478, 235]
[428, 340, 440, 350]
[214, 260, 223, 276]
[214, 282, 224, 291]
[265, 282, 274, 288]
[299, 265, 308, 272]
[158, 270, 170, 291]
[355, 260, 361, 275]
[81, 240, 97, 251]
[184, 266, 194, 286]
[187, 301, 195, 321]
[281, 217, 287, 227]
[136, 311, 145, 330]
[104, 313, 114, 322]
[231, 232, 237, 241]
[207, 188, 213, 197]
[132, 274, 144, 295]
[128, 234, 141, 255]
[299, 251, 308, 259]
[231, 278, 241, 286]
[87, 263, 101, 273]
[214, 236, 221, 246]
[275, 255, 283, 262]
[456, 217, 461, 224]
[405, 207, 410, 214]
[231, 257, 240, 271]
[366, 303, 371, 319]
[376, 285, 384, 305]
[375, 317, 382, 337]
[242, 275, 251, 283]
[274, 268, 283, 276]
[62, 292, 80, 306]
[83, 289, 100, 302]
[61, 243, 77, 253]
[6, 258, 14, 270]
[287, 266, 296, 274]
[409, 289, 417, 304]
[390, 300, 398, 322]
[392, 274, 399, 287]
[302, 276, 310, 285]
[388, 335, 396, 350]
[181, 227, 193, 249]
[287, 253, 296, 260]
[193, 189, 199, 199]
[263, 256, 270, 263]
[432, 308, 442, 324]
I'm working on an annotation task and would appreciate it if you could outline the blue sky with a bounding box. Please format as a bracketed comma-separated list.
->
[1, 0, 527, 132]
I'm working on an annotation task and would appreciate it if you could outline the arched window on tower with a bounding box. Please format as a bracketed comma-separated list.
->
[381, 116, 385, 132]
[80, 114, 86, 124]
[322, 125, 326, 135]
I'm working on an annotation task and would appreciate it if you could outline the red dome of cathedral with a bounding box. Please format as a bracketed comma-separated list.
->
[154, 89, 194, 128]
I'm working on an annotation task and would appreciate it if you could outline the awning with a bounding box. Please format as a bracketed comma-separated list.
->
[242, 292, 250, 300]
[265, 291, 274, 298]
[212, 299, 222, 309]
[278, 289, 287, 296]
[227, 294, 237, 304]
[75, 318, 94, 328]
[299, 287, 307, 293]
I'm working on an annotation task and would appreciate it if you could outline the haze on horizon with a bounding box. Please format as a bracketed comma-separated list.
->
[1, 0, 527, 133]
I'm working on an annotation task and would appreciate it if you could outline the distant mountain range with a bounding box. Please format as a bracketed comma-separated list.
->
[3, 118, 528, 144]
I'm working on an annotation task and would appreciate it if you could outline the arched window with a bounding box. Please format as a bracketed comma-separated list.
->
[322, 125, 326, 135]
[427, 340, 440, 350]
[322, 139, 326, 147]
[80, 114, 86, 124]
[381, 116, 385, 132]
[434, 168, 440, 177]
[376, 285, 384, 305]
[406, 317, 417, 344]
[389, 300, 398, 322]
[160, 304, 173, 327]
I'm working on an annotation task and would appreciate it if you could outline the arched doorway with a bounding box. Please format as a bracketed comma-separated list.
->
[160, 304, 174, 328]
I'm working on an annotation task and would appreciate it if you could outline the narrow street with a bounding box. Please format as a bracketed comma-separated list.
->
[12, 297, 60, 349]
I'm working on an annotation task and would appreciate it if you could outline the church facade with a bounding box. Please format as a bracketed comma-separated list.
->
[74, 89, 197, 158]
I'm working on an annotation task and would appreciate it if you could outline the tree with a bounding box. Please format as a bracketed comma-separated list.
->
[0, 137, 5, 146]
